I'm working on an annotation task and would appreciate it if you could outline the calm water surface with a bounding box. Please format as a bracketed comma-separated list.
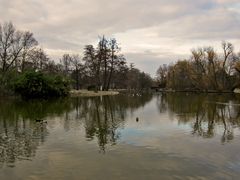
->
[1, 93, 240, 180]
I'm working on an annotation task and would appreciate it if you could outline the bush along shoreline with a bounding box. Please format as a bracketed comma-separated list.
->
[13, 71, 71, 99]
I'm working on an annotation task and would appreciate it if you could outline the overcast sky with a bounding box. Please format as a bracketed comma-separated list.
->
[1, 0, 240, 76]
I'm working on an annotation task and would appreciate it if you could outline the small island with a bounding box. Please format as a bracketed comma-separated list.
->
[0, 22, 152, 99]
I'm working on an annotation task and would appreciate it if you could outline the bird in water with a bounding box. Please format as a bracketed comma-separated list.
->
[35, 119, 47, 124]
[136, 117, 139, 122]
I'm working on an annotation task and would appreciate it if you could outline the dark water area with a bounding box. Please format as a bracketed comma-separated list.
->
[1, 93, 240, 180]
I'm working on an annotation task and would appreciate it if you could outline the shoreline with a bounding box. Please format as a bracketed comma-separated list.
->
[70, 90, 120, 97]
[154, 89, 235, 94]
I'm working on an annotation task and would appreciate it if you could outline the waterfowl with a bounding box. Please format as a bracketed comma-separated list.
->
[35, 119, 43, 122]
[35, 119, 47, 124]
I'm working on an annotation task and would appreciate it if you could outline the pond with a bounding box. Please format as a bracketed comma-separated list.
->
[0, 93, 240, 179]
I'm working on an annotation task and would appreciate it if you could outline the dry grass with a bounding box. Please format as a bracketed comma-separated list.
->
[70, 90, 119, 97]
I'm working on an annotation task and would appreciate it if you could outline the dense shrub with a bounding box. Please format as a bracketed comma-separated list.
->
[0, 70, 19, 96]
[14, 71, 71, 98]
[87, 85, 97, 91]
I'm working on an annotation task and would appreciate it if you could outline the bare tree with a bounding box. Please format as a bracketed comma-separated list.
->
[28, 48, 48, 71]
[222, 41, 233, 69]
[0, 22, 38, 74]
[205, 47, 219, 90]
[156, 64, 168, 88]
[60, 54, 72, 75]
[20, 31, 38, 71]
[221, 41, 234, 89]
[83, 45, 99, 89]
[70, 55, 83, 90]
[97, 36, 109, 90]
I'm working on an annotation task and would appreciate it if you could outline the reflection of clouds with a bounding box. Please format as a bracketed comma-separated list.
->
[118, 93, 240, 176]
[1, 95, 240, 179]
[67, 95, 154, 152]
[118, 131, 240, 179]
[3, 140, 238, 179]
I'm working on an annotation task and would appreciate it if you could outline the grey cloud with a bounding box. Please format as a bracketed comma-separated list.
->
[125, 51, 188, 76]
[156, 8, 240, 40]
[0, 0, 239, 75]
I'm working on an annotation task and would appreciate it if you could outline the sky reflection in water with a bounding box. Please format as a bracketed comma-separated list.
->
[0, 93, 240, 179]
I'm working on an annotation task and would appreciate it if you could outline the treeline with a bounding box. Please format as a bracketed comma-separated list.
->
[156, 42, 240, 92]
[61, 39, 152, 91]
[0, 95, 153, 160]
[0, 22, 152, 96]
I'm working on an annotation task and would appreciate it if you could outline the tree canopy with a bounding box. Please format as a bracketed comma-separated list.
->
[156, 42, 240, 92]
[0, 22, 153, 97]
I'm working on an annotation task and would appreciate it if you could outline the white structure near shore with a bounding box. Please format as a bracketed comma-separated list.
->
[234, 88, 240, 94]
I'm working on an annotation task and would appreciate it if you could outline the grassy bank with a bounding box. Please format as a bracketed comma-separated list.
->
[70, 90, 119, 97]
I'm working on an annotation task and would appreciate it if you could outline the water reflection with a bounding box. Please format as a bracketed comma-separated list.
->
[0, 94, 153, 166]
[70, 95, 153, 152]
[157, 93, 240, 143]
[0, 98, 72, 168]
[1, 93, 240, 170]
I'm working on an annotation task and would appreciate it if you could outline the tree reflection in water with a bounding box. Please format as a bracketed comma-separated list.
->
[70, 94, 153, 152]
[0, 94, 153, 166]
[157, 93, 240, 143]
[2, 93, 239, 168]
[0, 98, 72, 168]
